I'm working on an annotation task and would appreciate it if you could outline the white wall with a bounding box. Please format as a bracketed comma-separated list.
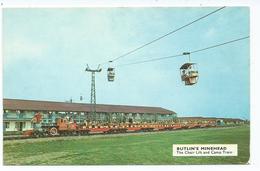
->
[24, 121, 33, 131]
[4, 121, 33, 132]
[4, 122, 16, 132]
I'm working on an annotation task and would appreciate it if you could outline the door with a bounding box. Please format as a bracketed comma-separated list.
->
[16, 122, 23, 131]
[3, 122, 6, 131]
[19, 122, 23, 131]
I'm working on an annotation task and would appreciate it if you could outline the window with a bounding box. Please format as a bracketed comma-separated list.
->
[15, 122, 19, 128]
[5, 122, 10, 129]
[23, 122, 26, 128]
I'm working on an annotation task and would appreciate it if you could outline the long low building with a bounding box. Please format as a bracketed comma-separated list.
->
[3, 98, 177, 132]
[176, 117, 247, 125]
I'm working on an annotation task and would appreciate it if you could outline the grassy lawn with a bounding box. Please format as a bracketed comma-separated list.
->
[3, 126, 250, 165]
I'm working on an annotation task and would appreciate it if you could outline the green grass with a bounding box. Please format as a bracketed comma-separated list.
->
[3, 126, 250, 165]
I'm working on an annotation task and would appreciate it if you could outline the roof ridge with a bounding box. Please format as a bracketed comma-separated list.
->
[3, 98, 163, 108]
[3, 98, 176, 114]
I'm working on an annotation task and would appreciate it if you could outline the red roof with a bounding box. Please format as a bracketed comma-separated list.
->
[3, 99, 176, 115]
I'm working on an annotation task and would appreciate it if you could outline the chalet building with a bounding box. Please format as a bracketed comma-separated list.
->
[3, 99, 177, 132]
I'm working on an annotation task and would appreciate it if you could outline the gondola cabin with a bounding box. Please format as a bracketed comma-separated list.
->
[180, 63, 199, 85]
[107, 67, 115, 81]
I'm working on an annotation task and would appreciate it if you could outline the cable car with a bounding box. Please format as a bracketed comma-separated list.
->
[180, 63, 199, 85]
[107, 67, 115, 81]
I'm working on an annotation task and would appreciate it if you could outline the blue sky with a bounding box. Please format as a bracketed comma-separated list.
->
[3, 7, 249, 119]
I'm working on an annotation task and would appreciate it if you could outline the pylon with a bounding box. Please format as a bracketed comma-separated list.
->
[85, 65, 102, 122]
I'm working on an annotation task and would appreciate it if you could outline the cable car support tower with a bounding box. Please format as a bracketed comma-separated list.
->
[85, 64, 102, 122]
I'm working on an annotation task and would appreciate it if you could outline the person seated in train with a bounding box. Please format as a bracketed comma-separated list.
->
[69, 117, 74, 123]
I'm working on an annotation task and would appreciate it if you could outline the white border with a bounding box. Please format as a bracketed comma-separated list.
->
[0, 0, 256, 8]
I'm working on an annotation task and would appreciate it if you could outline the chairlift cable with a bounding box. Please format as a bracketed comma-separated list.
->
[116, 36, 249, 68]
[103, 6, 226, 64]
[98, 6, 226, 66]
[116, 54, 183, 67]
[190, 36, 250, 54]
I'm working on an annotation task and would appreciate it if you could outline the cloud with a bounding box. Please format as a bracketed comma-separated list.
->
[205, 28, 216, 38]
[4, 36, 48, 64]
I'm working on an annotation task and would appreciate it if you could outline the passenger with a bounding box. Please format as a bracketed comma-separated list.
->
[34, 112, 42, 123]
[51, 112, 56, 124]
[69, 117, 74, 123]
[65, 115, 70, 121]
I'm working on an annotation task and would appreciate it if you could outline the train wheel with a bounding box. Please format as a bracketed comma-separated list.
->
[33, 131, 40, 138]
[49, 127, 58, 136]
